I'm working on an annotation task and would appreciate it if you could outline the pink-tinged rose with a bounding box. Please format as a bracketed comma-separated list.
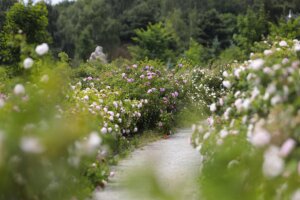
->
[279, 138, 296, 157]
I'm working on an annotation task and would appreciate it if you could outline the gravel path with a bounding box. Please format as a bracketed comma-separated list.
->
[93, 128, 202, 200]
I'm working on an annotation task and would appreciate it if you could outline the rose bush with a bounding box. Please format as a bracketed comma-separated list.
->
[192, 38, 300, 199]
[0, 38, 189, 199]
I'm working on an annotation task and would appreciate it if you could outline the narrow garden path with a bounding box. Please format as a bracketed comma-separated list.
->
[94, 129, 202, 200]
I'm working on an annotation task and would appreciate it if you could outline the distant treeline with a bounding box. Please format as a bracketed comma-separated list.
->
[1, 0, 300, 63]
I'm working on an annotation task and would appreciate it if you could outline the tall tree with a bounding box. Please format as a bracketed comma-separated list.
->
[0, 0, 18, 30]
[0, 1, 51, 65]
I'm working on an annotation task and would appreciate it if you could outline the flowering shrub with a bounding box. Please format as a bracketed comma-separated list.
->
[0, 37, 189, 199]
[192, 39, 300, 199]
[82, 59, 189, 134]
[188, 67, 225, 113]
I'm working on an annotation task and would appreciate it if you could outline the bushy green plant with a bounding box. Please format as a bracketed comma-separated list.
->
[129, 22, 180, 63]
[183, 39, 209, 65]
[192, 38, 300, 199]
[233, 6, 268, 54]
[0, 1, 51, 65]
[270, 16, 300, 40]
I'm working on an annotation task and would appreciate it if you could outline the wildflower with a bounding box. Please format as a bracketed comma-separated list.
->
[108, 127, 112, 133]
[132, 64, 138, 68]
[234, 98, 243, 111]
[242, 98, 251, 110]
[279, 138, 296, 158]
[234, 68, 242, 78]
[282, 58, 289, 65]
[87, 132, 102, 149]
[103, 107, 108, 113]
[210, 103, 217, 112]
[294, 44, 300, 52]
[101, 127, 107, 134]
[271, 95, 282, 105]
[109, 171, 115, 177]
[140, 74, 145, 79]
[222, 81, 231, 89]
[263, 67, 273, 75]
[83, 95, 89, 101]
[14, 84, 25, 95]
[219, 98, 224, 106]
[262, 146, 284, 178]
[207, 117, 214, 126]
[23, 58, 34, 69]
[222, 71, 229, 77]
[223, 108, 231, 120]
[122, 73, 126, 78]
[251, 87, 260, 100]
[291, 189, 300, 200]
[203, 132, 211, 140]
[160, 88, 165, 92]
[134, 127, 138, 132]
[127, 78, 134, 83]
[264, 49, 273, 56]
[250, 59, 265, 70]
[250, 128, 271, 147]
[35, 43, 49, 55]
[20, 136, 44, 154]
[220, 129, 228, 138]
[113, 101, 118, 108]
[279, 40, 288, 47]
[266, 84, 276, 95]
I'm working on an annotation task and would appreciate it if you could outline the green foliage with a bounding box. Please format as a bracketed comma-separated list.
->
[233, 6, 269, 54]
[218, 45, 246, 63]
[56, 0, 121, 60]
[0, 2, 50, 65]
[196, 10, 236, 51]
[192, 38, 300, 199]
[119, 0, 161, 42]
[129, 22, 180, 62]
[0, 0, 17, 30]
[183, 39, 208, 65]
[270, 17, 300, 39]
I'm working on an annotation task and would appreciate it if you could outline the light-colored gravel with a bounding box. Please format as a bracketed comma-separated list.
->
[94, 128, 202, 200]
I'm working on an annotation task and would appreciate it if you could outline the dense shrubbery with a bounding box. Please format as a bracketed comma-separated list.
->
[0, 36, 188, 199]
[192, 39, 300, 199]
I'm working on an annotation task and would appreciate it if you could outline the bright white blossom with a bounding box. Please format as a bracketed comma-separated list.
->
[20, 136, 44, 154]
[279, 40, 288, 47]
[264, 49, 273, 56]
[222, 71, 229, 77]
[250, 128, 271, 147]
[35, 43, 49, 55]
[262, 146, 284, 178]
[291, 189, 300, 200]
[14, 84, 25, 95]
[101, 127, 107, 134]
[23, 58, 34, 69]
[222, 81, 231, 89]
[210, 103, 217, 112]
[279, 138, 296, 158]
[87, 132, 102, 149]
[250, 59, 265, 70]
